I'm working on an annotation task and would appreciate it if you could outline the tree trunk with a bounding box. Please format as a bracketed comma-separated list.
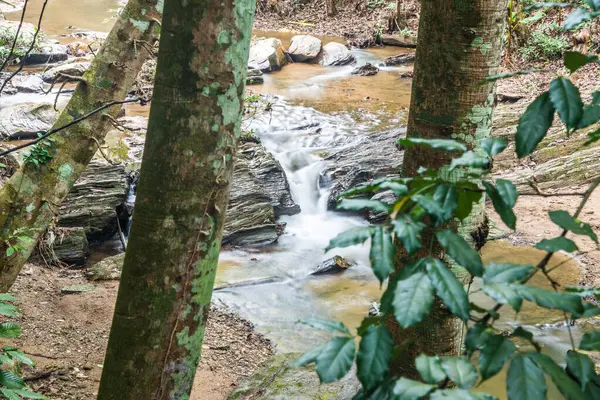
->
[0, 0, 161, 291]
[96, 0, 255, 398]
[326, 0, 337, 17]
[387, 0, 507, 378]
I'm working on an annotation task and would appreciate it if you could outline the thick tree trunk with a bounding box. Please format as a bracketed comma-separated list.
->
[388, 0, 507, 378]
[96, 0, 255, 398]
[0, 0, 161, 290]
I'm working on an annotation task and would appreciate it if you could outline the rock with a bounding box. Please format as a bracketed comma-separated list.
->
[58, 159, 130, 241]
[368, 190, 397, 223]
[320, 129, 404, 210]
[288, 35, 322, 62]
[61, 284, 95, 295]
[42, 62, 90, 82]
[87, 253, 125, 281]
[0, 103, 58, 139]
[6, 74, 45, 93]
[380, 33, 417, 48]
[496, 92, 525, 103]
[351, 62, 379, 76]
[246, 67, 264, 85]
[311, 255, 352, 275]
[317, 42, 356, 66]
[383, 53, 416, 65]
[25, 43, 68, 65]
[248, 38, 288, 72]
[398, 70, 414, 78]
[229, 353, 360, 400]
[33, 228, 89, 267]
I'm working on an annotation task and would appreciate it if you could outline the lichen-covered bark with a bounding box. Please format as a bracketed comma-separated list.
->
[387, 0, 507, 378]
[96, 0, 255, 398]
[0, 0, 162, 290]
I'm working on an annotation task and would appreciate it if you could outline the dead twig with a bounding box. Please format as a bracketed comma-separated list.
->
[0, 0, 29, 74]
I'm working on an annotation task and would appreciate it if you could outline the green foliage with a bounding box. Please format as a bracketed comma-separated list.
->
[520, 31, 568, 60]
[0, 26, 44, 65]
[293, 8, 600, 399]
[23, 135, 56, 168]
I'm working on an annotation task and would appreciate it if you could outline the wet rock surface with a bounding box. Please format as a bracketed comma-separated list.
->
[41, 61, 90, 82]
[312, 255, 352, 275]
[351, 62, 379, 76]
[0, 103, 58, 139]
[248, 38, 288, 72]
[317, 42, 356, 66]
[288, 35, 322, 62]
[383, 52, 416, 65]
[33, 227, 89, 267]
[380, 33, 417, 47]
[247, 67, 264, 85]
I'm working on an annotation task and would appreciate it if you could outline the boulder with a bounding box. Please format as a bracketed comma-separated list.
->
[311, 255, 352, 275]
[320, 129, 404, 210]
[42, 62, 90, 82]
[25, 43, 68, 65]
[248, 38, 288, 72]
[317, 42, 356, 66]
[288, 35, 322, 62]
[32, 227, 89, 267]
[6, 74, 45, 93]
[0, 103, 58, 139]
[351, 62, 379, 76]
[58, 159, 130, 241]
[398, 70, 413, 78]
[87, 253, 125, 281]
[380, 33, 417, 48]
[246, 67, 264, 85]
[383, 53, 416, 66]
[229, 353, 359, 400]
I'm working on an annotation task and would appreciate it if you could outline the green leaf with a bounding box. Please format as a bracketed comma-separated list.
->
[572, 302, 600, 319]
[5, 247, 14, 257]
[564, 51, 599, 73]
[483, 182, 516, 230]
[326, 227, 372, 251]
[0, 370, 24, 389]
[580, 331, 600, 351]
[392, 271, 434, 328]
[0, 388, 20, 400]
[431, 390, 498, 400]
[337, 199, 390, 214]
[528, 352, 587, 400]
[478, 335, 516, 381]
[397, 138, 467, 152]
[515, 92, 555, 158]
[564, 8, 594, 29]
[449, 151, 490, 171]
[415, 354, 446, 384]
[479, 70, 540, 85]
[9, 390, 47, 399]
[0, 295, 16, 302]
[483, 263, 534, 284]
[515, 285, 584, 314]
[587, 0, 600, 10]
[0, 323, 21, 339]
[411, 194, 447, 226]
[549, 77, 584, 130]
[549, 210, 598, 242]
[300, 319, 351, 335]
[535, 236, 578, 252]
[482, 283, 523, 312]
[480, 138, 508, 156]
[440, 357, 478, 389]
[455, 183, 482, 221]
[357, 324, 394, 390]
[577, 104, 600, 130]
[507, 354, 547, 400]
[495, 179, 518, 208]
[464, 323, 494, 357]
[392, 215, 425, 255]
[5, 350, 33, 367]
[425, 258, 470, 321]
[566, 350, 594, 390]
[0, 303, 19, 317]
[593, 91, 600, 105]
[392, 378, 435, 400]
[370, 227, 395, 282]
[585, 127, 600, 146]
[436, 230, 483, 277]
[379, 181, 409, 196]
[433, 184, 458, 221]
[315, 336, 356, 383]
[292, 342, 328, 367]
[511, 326, 540, 351]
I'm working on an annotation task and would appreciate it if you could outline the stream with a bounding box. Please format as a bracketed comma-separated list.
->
[4, 2, 598, 398]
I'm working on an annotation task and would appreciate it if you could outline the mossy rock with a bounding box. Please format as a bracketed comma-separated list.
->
[229, 353, 359, 400]
[87, 253, 125, 281]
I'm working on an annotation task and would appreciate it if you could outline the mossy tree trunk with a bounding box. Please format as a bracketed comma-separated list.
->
[0, 0, 162, 290]
[96, 0, 255, 398]
[388, 0, 507, 378]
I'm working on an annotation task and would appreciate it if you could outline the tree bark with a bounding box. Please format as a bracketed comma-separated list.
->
[96, 0, 255, 398]
[326, 0, 337, 17]
[0, 0, 161, 291]
[387, 0, 507, 378]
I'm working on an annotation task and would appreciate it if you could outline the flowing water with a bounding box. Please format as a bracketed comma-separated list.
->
[4, 4, 594, 399]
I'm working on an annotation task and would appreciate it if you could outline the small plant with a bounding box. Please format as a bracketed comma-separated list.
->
[22, 135, 55, 167]
[0, 294, 46, 399]
[3, 229, 32, 259]
[520, 31, 568, 60]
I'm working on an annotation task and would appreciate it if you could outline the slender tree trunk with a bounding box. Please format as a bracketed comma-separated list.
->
[326, 0, 337, 17]
[96, 0, 255, 398]
[0, 0, 161, 290]
[388, 0, 507, 378]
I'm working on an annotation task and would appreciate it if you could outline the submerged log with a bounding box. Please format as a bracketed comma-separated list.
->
[311, 255, 352, 275]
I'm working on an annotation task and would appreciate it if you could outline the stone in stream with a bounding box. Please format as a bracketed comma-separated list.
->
[317, 42, 356, 67]
[0, 103, 58, 139]
[383, 53, 416, 66]
[248, 38, 288, 72]
[87, 253, 126, 281]
[25, 43, 69, 65]
[351, 62, 379, 76]
[246, 67, 264, 85]
[320, 128, 404, 210]
[288, 35, 322, 62]
[380, 33, 417, 48]
[398, 70, 414, 78]
[41, 61, 90, 83]
[311, 255, 352, 275]
[6, 74, 45, 93]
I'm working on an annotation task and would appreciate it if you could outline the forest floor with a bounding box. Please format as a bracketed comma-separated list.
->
[4, 264, 273, 400]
